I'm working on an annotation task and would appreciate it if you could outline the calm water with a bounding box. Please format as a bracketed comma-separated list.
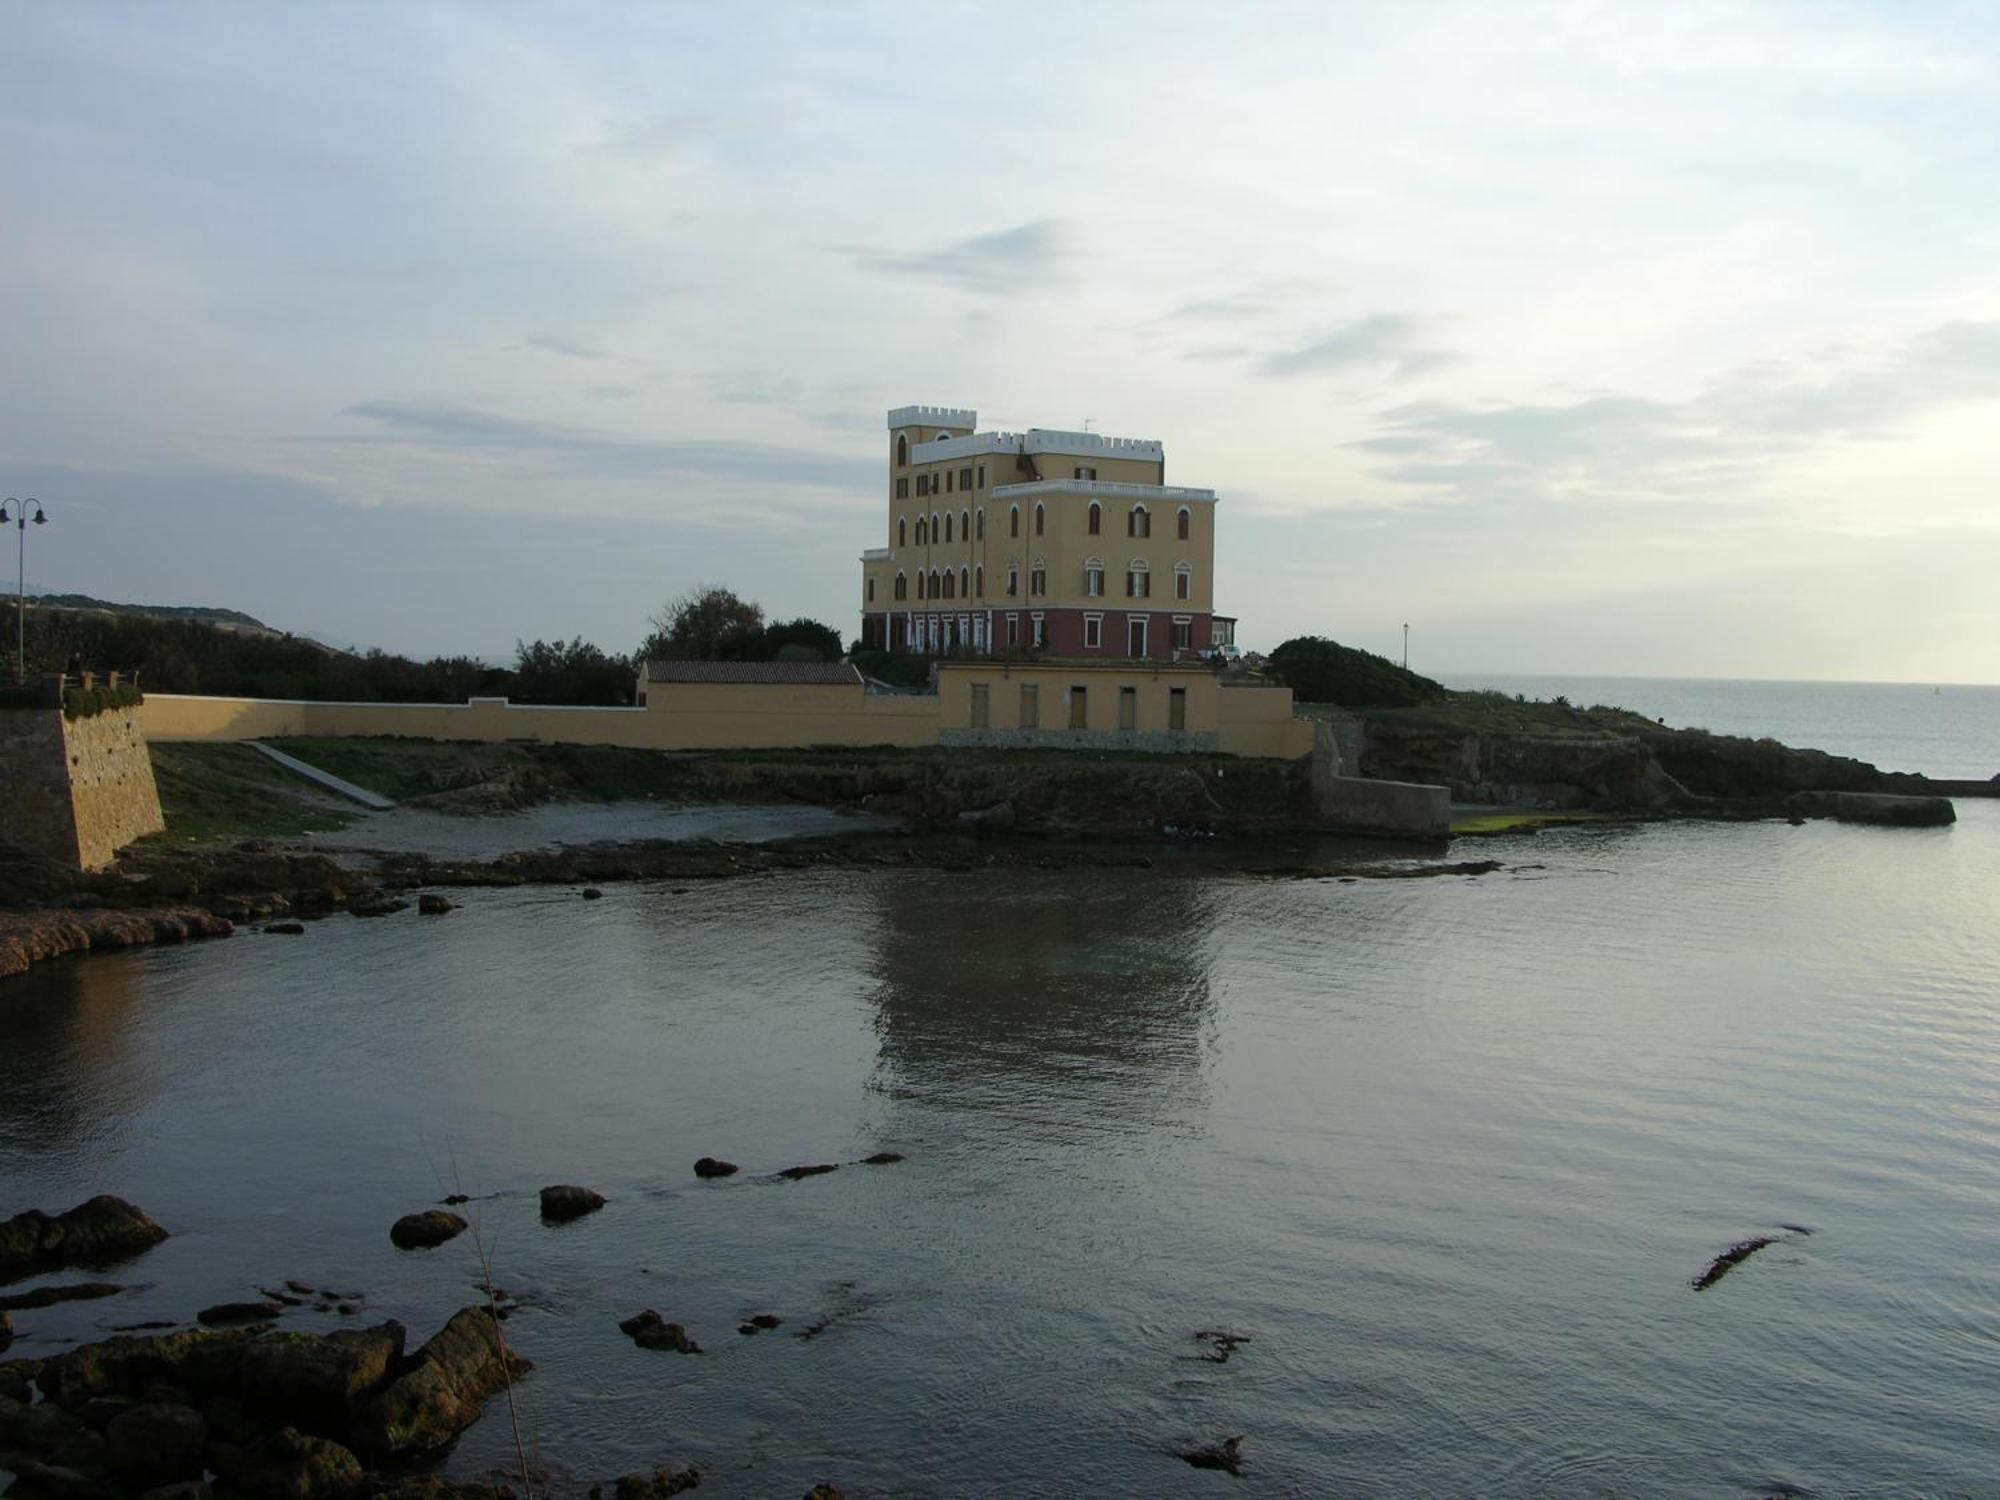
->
[1442, 673, 2000, 781]
[4, 802, 1998, 1495]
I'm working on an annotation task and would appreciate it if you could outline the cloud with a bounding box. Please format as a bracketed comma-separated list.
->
[1354, 321, 2000, 505]
[587, 112, 712, 160]
[328, 400, 877, 489]
[1257, 314, 1458, 381]
[851, 218, 1070, 294]
[522, 331, 605, 360]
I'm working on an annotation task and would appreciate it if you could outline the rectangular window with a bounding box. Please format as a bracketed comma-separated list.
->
[1075, 465, 1096, 480]
[1031, 568, 1046, 596]
[1069, 686, 1088, 730]
[1085, 567, 1102, 596]
[1173, 618, 1192, 651]
[1031, 613, 1045, 648]
[959, 467, 973, 491]
[977, 465, 985, 487]
[917, 474, 930, 497]
[1126, 570, 1150, 598]
[1007, 613, 1020, 647]
[970, 682, 989, 729]
[1128, 617, 1147, 656]
[1176, 570, 1190, 600]
[1084, 614, 1102, 649]
[1007, 568, 1019, 597]
[895, 477, 909, 499]
[1118, 686, 1137, 731]
[1169, 687, 1187, 732]
[1020, 682, 1038, 727]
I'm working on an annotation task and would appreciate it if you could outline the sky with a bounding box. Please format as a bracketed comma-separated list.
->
[2, 0, 1996, 682]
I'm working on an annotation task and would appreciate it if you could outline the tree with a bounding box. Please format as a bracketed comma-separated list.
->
[511, 637, 633, 705]
[638, 585, 764, 661]
[756, 617, 843, 662]
[1266, 636, 1445, 707]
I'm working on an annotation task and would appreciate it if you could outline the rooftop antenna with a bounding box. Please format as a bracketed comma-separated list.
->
[1083, 417, 1093, 432]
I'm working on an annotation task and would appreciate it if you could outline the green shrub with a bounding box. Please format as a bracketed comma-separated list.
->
[62, 682, 145, 720]
[1267, 636, 1445, 707]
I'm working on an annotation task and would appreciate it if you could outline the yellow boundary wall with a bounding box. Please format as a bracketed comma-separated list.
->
[144, 671, 1310, 758]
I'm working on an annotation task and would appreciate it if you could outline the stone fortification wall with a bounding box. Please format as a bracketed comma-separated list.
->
[0, 702, 164, 871]
[0, 708, 81, 866]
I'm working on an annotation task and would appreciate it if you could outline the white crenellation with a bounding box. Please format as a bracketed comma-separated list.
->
[906, 427, 1166, 465]
[887, 404, 977, 431]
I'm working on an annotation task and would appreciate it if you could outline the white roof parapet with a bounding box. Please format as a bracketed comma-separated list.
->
[859, 547, 891, 562]
[910, 426, 1166, 465]
[887, 404, 977, 431]
[991, 478, 1218, 503]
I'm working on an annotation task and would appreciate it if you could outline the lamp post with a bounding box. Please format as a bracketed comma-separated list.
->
[1402, 622, 1409, 671]
[0, 499, 47, 684]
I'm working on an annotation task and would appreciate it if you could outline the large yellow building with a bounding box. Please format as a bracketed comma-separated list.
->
[858, 405, 1234, 660]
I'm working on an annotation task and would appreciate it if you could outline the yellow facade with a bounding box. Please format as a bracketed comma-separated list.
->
[861, 405, 1222, 658]
[143, 672, 1311, 759]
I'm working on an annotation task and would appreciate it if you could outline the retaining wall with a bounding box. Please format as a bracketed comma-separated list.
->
[0, 703, 165, 870]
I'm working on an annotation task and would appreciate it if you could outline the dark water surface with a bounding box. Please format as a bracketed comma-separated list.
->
[4, 807, 1998, 1496]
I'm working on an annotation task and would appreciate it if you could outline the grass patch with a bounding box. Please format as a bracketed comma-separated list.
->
[148, 742, 356, 844]
[1451, 810, 1619, 835]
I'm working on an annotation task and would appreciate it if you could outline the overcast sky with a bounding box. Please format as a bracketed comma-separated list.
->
[3, 1, 1996, 681]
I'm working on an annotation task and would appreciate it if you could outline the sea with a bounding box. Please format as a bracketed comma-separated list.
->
[1, 678, 1996, 1497]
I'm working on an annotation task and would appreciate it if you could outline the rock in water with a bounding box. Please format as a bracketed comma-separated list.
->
[219, 1424, 365, 1500]
[1691, 1235, 1780, 1290]
[104, 1400, 208, 1486]
[580, 888, 604, 900]
[416, 894, 454, 915]
[197, 1301, 283, 1326]
[388, 1211, 467, 1250]
[538, 1185, 606, 1222]
[238, 1322, 406, 1433]
[777, 1164, 838, 1181]
[264, 922, 307, 935]
[1181, 1436, 1244, 1474]
[860, 1152, 904, 1166]
[587, 1467, 703, 1499]
[351, 1307, 531, 1460]
[618, 1310, 700, 1354]
[0, 1281, 124, 1312]
[803, 1488, 846, 1500]
[0, 1195, 170, 1282]
[692, 1157, 738, 1179]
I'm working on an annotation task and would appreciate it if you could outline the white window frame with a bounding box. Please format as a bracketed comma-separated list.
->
[1084, 613, 1103, 649]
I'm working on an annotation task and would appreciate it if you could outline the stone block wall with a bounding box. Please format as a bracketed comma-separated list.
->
[0, 702, 165, 871]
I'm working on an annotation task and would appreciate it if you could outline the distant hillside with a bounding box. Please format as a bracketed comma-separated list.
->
[31, 594, 275, 633]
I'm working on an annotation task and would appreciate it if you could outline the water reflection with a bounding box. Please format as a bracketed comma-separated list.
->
[0, 954, 149, 1162]
[863, 870, 1219, 1142]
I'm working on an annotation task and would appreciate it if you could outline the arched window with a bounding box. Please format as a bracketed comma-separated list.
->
[1175, 561, 1192, 600]
[895, 572, 907, 601]
[917, 571, 926, 600]
[976, 509, 985, 540]
[1010, 505, 1020, 538]
[1088, 501, 1101, 535]
[1126, 559, 1151, 598]
[1129, 505, 1150, 538]
[1177, 507, 1191, 541]
[1030, 556, 1047, 597]
[916, 518, 928, 547]
[1083, 557, 1104, 597]
[1006, 563, 1019, 597]
[867, 577, 875, 602]
[943, 570, 955, 600]
[960, 566, 969, 597]
[896, 434, 908, 467]
[897, 517, 906, 547]
[931, 512, 939, 540]
[961, 510, 969, 543]
[975, 565, 984, 596]
[1034, 502, 1045, 537]
[945, 513, 953, 543]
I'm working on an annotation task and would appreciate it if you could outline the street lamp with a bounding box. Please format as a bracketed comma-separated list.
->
[0, 498, 48, 684]
[1402, 622, 1409, 671]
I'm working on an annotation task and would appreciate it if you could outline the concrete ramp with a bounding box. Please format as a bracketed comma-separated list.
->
[247, 741, 396, 810]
